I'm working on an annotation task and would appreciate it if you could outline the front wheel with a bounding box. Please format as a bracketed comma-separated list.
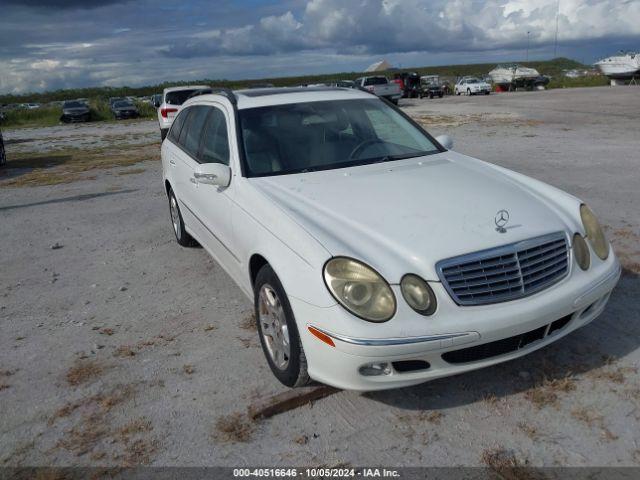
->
[467, 88, 471, 96]
[255, 264, 310, 388]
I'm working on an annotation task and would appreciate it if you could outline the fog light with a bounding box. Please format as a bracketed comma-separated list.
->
[359, 362, 392, 376]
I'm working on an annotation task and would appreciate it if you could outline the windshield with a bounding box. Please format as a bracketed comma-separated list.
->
[114, 101, 133, 108]
[239, 98, 442, 177]
[165, 89, 200, 105]
[465, 78, 480, 83]
[64, 101, 84, 108]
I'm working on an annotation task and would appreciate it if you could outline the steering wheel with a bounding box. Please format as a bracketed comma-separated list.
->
[348, 138, 387, 159]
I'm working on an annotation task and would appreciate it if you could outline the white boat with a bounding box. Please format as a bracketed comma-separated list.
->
[489, 64, 541, 86]
[594, 52, 640, 80]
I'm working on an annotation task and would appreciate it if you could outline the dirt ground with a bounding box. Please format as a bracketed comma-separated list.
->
[1, 87, 639, 468]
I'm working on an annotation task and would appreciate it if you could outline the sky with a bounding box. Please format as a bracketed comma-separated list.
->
[1, 0, 639, 94]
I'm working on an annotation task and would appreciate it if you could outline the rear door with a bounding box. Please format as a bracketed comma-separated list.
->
[171, 105, 211, 236]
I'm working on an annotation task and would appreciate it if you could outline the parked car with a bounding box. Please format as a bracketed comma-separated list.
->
[157, 85, 209, 140]
[354, 76, 402, 104]
[108, 97, 126, 107]
[161, 87, 620, 391]
[60, 100, 90, 123]
[151, 94, 162, 108]
[454, 77, 492, 95]
[419, 76, 445, 99]
[0, 129, 6, 167]
[111, 99, 139, 120]
[333, 80, 356, 88]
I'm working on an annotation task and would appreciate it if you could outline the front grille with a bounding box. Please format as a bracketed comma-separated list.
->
[442, 314, 573, 364]
[436, 232, 569, 306]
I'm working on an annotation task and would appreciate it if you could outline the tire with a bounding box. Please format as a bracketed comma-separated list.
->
[392, 99, 399, 105]
[160, 129, 168, 141]
[467, 88, 471, 96]
[254, 264, 310, 388]
[456, 90, 461, 96]
[439, 93, 443, 98]
[167, 188, 198, 247]
[429, 92, 434, 99]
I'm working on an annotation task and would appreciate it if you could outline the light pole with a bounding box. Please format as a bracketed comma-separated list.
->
[526, 31, 530, 62]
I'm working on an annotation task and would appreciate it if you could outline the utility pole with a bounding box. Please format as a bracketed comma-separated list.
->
[554, 0, 560, 58]
[526, 31, 530, 62]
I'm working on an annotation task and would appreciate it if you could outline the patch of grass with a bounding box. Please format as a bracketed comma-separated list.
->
[118, 418, 153, 439]
[114, 345, 136, 358]
[524, 375, 576, 409]
[517, 422, 539, 440]
[65, 359, 104, 387]
[0, 142, 159, 188]
[117, 167, 146, 176]
[481, 448, 535, 480]
[239, 312, 257, 331]
[214, 412, 255, 443]
[571, 406, 619, 441]
[1, 105, 63, 128]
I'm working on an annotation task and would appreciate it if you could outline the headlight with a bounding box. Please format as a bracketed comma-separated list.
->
[573, 233, 590, 270]
[580, 204, 609, 260]
[401, 274, 437, 315]
[323, 258, 396, 322]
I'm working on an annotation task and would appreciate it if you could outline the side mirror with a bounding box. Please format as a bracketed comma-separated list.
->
[435, 134, 453, 150]
[194, 163, 231, 188]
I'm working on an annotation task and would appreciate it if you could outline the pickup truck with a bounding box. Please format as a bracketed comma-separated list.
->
[354, 76, 402, 104]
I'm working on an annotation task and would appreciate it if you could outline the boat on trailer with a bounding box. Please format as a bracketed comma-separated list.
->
[489, 64, 542, 89]
[595, 52, 640, 80]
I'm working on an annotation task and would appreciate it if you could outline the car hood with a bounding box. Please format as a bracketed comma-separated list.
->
[249, 152, 573, 282]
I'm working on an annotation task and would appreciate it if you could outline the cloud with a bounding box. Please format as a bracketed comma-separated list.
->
[159, 0, 640, 59]
[1, 0, 640, 94]
[3, 0, 131, 9]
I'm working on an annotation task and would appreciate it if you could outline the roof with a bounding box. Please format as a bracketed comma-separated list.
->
[184, 87, 375, 110]
[162, 85, 210, 94]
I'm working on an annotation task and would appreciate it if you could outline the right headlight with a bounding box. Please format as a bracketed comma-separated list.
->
[323, 257, 396, 322]
[580, 204, 609, 260]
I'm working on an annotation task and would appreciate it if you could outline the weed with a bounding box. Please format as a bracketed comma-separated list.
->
[66, 359, 104, 386]
[240, 312, 257, 331]
[214, 412, 255, 443]
[524, 375, 576, 409]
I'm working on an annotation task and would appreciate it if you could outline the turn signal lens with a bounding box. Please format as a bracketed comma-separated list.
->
[307, 326, 335, 347]
[400, 274, 437, 315]
[580, 204, 609, 260]
[324, 258, 396, 322]
[573, 233, 590, 270]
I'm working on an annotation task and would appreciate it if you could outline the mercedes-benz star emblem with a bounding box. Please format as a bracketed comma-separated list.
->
[494, 209, 510, 233]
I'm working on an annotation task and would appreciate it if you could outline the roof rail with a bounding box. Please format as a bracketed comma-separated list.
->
[210, 87, 237, 105]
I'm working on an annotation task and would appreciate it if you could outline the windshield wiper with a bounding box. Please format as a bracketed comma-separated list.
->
[378, 151, 430, 162]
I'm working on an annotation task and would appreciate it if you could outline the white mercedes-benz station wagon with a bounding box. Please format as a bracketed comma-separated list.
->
[161, 87, 620, 391]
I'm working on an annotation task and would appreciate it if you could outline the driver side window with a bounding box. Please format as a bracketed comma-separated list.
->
[199, 108, 230, 165]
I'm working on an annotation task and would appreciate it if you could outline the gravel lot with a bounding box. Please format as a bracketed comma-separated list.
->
[1, 86, 639, 468]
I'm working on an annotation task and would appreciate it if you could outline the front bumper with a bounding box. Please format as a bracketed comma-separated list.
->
[294, 253, 620, 391]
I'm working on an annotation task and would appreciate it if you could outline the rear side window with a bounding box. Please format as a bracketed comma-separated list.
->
[165, 90, 200, 105]
[200, 108, 230, 165]
[168, 108, 189, 143]
[364, 77, 388, 86]
[179, 106, 210, 157]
